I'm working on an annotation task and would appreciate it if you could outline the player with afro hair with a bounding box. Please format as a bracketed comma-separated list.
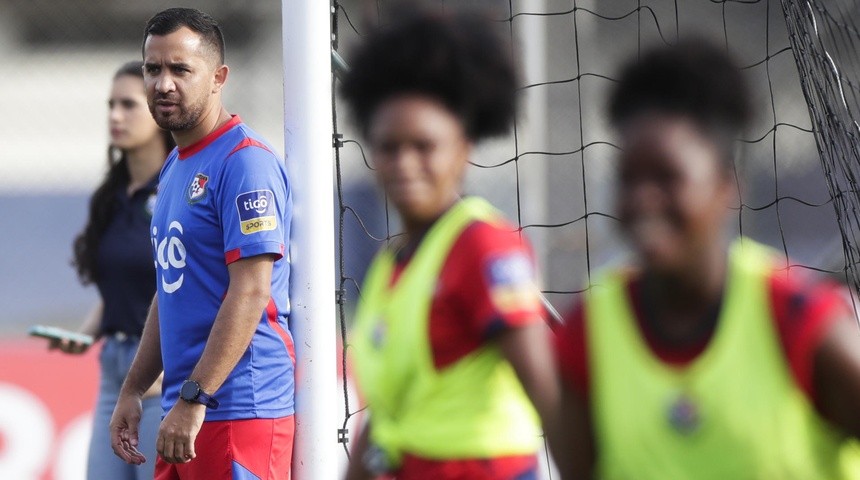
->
[554, 39, 860, 480]
[342, 9, 566, 480]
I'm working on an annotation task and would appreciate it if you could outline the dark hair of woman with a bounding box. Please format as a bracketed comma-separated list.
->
[608, 39, 753, 168]
[340, 9, 519, 141]
[72, 61, 175, 285]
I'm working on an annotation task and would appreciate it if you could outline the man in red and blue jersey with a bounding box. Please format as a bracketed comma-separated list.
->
[110, 8, 294, 480]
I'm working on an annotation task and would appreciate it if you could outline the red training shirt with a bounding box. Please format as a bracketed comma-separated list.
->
[391, 220, 544, 369]
[390, 219, 544, 479]
[554, 268, 850, 409]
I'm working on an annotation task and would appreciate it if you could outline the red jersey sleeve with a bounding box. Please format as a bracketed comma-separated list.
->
[769, 270, 851, 404]
[428, 221, 544, 369]
[554, 301, 590, 395]
[453, 221, 544, 337]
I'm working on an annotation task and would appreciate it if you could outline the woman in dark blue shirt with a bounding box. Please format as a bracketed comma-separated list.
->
[56, 61, 174, 480]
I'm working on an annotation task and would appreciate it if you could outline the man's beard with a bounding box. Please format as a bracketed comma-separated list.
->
[150, 96, 207, 132]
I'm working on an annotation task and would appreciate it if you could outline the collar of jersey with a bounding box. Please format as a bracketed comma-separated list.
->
[178, 115, 242, 160]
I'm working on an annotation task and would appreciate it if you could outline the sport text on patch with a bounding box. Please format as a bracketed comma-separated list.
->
[236, 190, 277, 234]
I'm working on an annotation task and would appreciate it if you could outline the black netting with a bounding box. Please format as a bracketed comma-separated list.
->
[331, 1, 855, 477]
[781, 0, 860, 298]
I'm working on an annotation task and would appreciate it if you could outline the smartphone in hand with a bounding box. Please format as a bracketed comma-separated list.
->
[28, 325, 94, 347]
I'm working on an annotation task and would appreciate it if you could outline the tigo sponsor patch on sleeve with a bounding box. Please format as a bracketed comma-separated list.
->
[236, 190, 277, 234]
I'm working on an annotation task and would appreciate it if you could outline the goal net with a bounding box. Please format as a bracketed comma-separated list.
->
[330, 1, 860, 477]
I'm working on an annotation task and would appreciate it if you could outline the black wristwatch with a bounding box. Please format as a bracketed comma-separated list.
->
[179, 380, 220, 409]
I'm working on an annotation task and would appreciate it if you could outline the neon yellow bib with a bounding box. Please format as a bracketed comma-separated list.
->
[587, 238, 860, 479]
[351, 198, 540, 468]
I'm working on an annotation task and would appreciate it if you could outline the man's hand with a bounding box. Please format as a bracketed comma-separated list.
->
[156, 400, 207, 464]
[110, 393, 147, 465]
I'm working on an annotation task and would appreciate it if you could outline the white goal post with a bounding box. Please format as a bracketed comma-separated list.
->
[281, 1, 338, 478]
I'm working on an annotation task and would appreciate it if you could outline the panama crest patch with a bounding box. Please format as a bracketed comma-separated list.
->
[187, 173, 209, 204]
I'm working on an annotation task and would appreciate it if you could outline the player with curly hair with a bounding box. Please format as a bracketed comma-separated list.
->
[341, 9, 565, 480]
[554, 40, 860, 479]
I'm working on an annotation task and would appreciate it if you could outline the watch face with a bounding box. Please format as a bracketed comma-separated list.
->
[180, 381, 200, 401]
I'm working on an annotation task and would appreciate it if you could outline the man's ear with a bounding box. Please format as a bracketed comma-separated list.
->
[212, 64, 229, 94]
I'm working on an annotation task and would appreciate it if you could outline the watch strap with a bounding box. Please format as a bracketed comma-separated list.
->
[196, 389, 220, 410]
[181, 380, 220, 410]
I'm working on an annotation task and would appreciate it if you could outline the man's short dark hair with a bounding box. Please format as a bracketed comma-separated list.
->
[143, 8, 226, 65]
